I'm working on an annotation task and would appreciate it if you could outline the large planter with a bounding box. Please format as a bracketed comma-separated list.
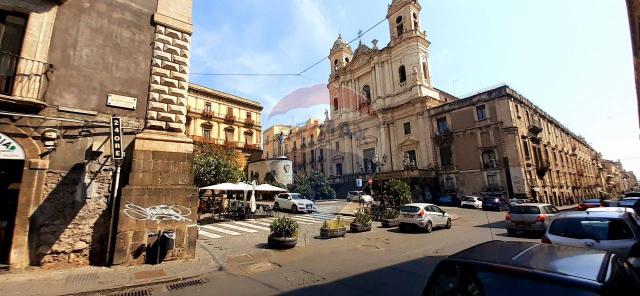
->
[381, 219, 399, 228]
[350, 222, 372, 233]
[267, 235, 297, 249]
[320, 227, 346, 239]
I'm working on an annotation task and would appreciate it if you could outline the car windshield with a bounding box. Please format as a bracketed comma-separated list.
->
[510, 206, 541, 214]
[400, 206, 420, 213]
[462, 197, 476, 202]
[549, 218, 634, 241]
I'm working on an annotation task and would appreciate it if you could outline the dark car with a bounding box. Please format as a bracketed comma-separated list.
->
[436, 195, 461, 207]
[626, 192, 640, 198]
[619, 197, 640, 213]
[577, 199, 603, 210]
[422, 240, 640, 296]
[481, 197, 509, 211]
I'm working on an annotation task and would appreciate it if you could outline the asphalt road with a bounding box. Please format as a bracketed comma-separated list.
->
[151, 205, 539, 296]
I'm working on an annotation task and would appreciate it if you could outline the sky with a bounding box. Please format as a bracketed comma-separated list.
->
[190, 0, 640, 176]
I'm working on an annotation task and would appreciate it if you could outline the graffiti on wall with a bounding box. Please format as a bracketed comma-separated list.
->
[123, 202, 192, 222]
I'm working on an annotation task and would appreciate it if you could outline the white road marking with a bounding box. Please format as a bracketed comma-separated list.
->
[233, 221, 271, 231]
[198, 230, 222, 239]
[251, 221, 273, 227]
[292, 216, 323, 223]
[217, 223, 258, 233]
[200, 225, 241, 236]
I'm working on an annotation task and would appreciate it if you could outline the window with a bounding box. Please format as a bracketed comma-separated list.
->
[440, 146, 453, 166]
[422, 62, 428, 79]
[362, 85, 371, 104]
[482, 150, 497, 168]
[399, 65, 407, 83]
[413, 12, 419, 30]
[333, 98, 339, 111]
[405, 150, 417, 168]
[0, 12, 27, 96]
[549, 218, 634, 240]
[486, 174, 499, 187]
[522, 139, 531, 158]
[319, 149, 324, 161]
[436, 117, 449, 134]
[335, 141, 340, 151]
[246, 111, 251, 119]
[202, 127, 211, 139]
[293, 141, 297, 149]
[476, 105, 487, 120]
[362, 147, 376, 173]
[345, 57, 349, 63]
[335, 163, 343, 176]
[396, 15, 404, 36]
[334, 59, 338, 66]
[403, 122, 411, 135]
[204, 103, 211, 112]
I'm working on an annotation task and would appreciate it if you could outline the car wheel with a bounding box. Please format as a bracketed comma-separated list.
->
[273, 202, 280, 211]
[346, 198, 351, 202]
[291, 205, 298, 214]
[445, 218, 452, 229]
[425, 221, 433, 233]
[507, 229, 516, 236]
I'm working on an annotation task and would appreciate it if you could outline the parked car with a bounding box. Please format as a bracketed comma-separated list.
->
[587, 207, 640, 227]
[603, 199, 620, 207]
[397, 203, 452, 233]
[542, 211, 640, 257]
[436, 195, 461, 207]
[577, 199, 603, 210]
[505, 203, 559, 235]
[422, 240, 640, 296]
[273, 193, 317, 213]
[625, 192, 640, 198]
[460, 196, 482, 209]
[508, 198, 529, 207]
[619, 197, 640, 213]
[482, 197, 509, 211]
[345, 191, 373, 204]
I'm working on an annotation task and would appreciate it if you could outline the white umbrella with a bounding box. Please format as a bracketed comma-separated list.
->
[250, 180, 257, 213]
[199, 183, 243, 191]
[254, 184, 288, 192]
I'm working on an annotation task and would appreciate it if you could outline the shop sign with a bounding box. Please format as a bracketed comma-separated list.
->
[0, 132, 25, 160]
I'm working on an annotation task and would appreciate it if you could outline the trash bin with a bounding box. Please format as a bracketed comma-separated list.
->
[162, 231, 176, 251]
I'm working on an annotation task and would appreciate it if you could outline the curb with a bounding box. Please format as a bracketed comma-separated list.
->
[72, 273, 208, 296]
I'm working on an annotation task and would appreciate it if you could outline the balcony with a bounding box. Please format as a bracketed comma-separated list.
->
[225, 114, 236, 123]
[536, 159, 551, 177]
[244, 118, 255, 127]
[0, 51, 53, 109]
[483, 159, 499, 169]
[190, 135, 219, 145]
[202, 110, 214, 118]
[224, 140, 237, 149]
[244, 143, 260, 151]
[301, 143, 307, 149]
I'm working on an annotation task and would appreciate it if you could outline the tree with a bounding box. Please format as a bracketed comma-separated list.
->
[289, 172, 336, 200]
[383, 179, 413, 208]
[192, 143, 244, 188]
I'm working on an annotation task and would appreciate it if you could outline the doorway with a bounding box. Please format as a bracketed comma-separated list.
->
[0, 159, 23, 266]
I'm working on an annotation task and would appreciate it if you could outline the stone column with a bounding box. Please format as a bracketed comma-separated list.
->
[113, 0, 197, 266]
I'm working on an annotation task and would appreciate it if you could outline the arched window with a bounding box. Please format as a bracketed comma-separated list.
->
[396, 16, 404, 36]
[345, 57, 350, 63]
[422, 62, 428, 79]
[362, 85, 371, 105]
[482, 150, 497, 168]
[334, 59, 338, 65]
[413, 12, 419, 30]
[399, 65, 407, 83]
[333, 98, 339, 111]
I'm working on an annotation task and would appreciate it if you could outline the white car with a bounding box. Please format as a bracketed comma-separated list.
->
[543, 211, 640, 257]
[587, 207, 640, 227]
[397, 203, 452, 233]
[346, 191, 373, 204]
[273, 192, 317, 213]
[460, 196, 482, 209]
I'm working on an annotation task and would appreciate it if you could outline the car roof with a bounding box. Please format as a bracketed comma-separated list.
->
[513, 203, 551, 207]
[449, 241, 609, 282]
[587, 207, 635, 213]
[555, 210, 628, 219]
[582, 199, 601, 203]
[403, 203, 434, 207]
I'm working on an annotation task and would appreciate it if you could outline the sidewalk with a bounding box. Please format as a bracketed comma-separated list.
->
[0, 243, 217, 296]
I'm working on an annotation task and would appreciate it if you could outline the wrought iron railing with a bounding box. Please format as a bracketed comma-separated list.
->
[0, 51, 53, 102]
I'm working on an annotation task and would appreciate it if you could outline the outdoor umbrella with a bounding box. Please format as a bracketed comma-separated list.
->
[199, 183, 243, 191]
[250, 180, 257, 213]
[254, 184, 288, 192]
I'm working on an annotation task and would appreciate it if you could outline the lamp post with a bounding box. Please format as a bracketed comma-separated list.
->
[372, 154, 388, 205]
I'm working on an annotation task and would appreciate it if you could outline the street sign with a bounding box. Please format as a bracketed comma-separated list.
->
[356, 178, 363, 187]
[110, 116, 124, 160]
[368, 178, 373, 185]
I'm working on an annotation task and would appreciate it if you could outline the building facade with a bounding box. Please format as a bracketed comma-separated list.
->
[429, 86, 603, 205]
[319, 0, 456, 199]
[0, 0, 197, 269]
[626, 0, 640, 128]
[186, 83, 263, 163]
[262, 124, 294, 160]
[282, 119, 322, 175]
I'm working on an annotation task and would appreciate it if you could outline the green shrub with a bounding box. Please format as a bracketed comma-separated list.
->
[383, 179, 413, 208]
[270, 217, 299, 238]
[383, 208, 399, 219]
[353, 209, 372, 226]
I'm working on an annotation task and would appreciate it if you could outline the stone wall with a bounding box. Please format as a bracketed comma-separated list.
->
[32, 164, 112, 267]
[146, 24, 190, 133]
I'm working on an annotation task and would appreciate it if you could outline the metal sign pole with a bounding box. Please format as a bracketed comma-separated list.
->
[106, 117, 124, 265]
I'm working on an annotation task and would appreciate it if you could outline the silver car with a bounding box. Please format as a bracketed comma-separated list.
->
[398, 203, 452, 233]
[543, 211, 640, 257]
[506, 203, 559, 235]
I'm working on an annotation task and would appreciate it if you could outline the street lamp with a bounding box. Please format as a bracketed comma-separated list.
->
[372, 154, 388, 205]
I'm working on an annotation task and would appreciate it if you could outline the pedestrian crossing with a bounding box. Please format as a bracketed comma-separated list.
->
[197, 212, 353, 241]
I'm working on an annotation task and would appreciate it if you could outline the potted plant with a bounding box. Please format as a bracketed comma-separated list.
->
[350, 209, 372, 232]
[268, 217, 299, 249]
[320, 216, 347, 238]
[381, 208, 399, 228]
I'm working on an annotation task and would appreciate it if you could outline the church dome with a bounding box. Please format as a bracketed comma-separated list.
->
[331, 34, 352, 52]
